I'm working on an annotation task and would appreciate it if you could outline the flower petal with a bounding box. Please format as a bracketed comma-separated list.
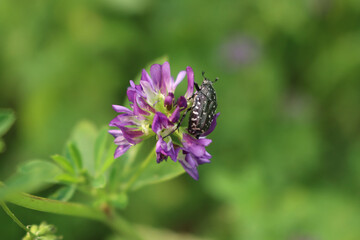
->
[185, 153, 198, 168]
[174, 70, 186, 89]
[182, 133, 206, 157]
[179, 159, 199, 180]
[140, 80, 157, 105]
[161, 62, 172, 95]
[132, 96, 150, 116]
[150, 64, 161, 90]
[136, 95, 156, 113]
[126, 82, 146, 103]
[114, 145, 131, 158]
[141, 69, 154, 89]
[109, 113, 139, 127]
[169, 106, 181, 123]
[197, 138, 212, 147]
[108, 129, 122, 138]
[197, 151, 212, 164]
[185, 66, 194, 99]
[164, 92, 174, 110]
[152, 112, 172, 135]
[119, 126, 143, 145]
[176, 96, 187, 110]
[155, 136, 177, 163]
[112, 105, 133, 114]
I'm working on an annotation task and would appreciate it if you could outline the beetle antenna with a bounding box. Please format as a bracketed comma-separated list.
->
[213, 77, 219, 83]
[202, 71, 207, 79]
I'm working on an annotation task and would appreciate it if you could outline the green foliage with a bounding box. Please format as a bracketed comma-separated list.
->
[0, 160, 62, 200]
[0, 109, 15, 136]
[130, 156, 185, 191]
[0, 109, 15, 153]
[5, 57, 181, 209]
[49, 185, 76, 202]
[66, 141, 83, 171]
[0, 57, 175, 217]
[69, 121, 98, 175]
[50, 118, 184, 199]
[1, 0, 360, 239]
[51, 155, 75, 175]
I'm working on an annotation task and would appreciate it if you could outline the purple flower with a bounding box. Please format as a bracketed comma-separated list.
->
[178, 134, 212, 180]
[155, 136, 178, 163]
[176, 113, 220, 180]
[152, 112, 173, 136]
[109, 61, 219, 180]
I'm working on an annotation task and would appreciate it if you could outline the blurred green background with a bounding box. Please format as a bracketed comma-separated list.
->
[1, 0, 360, 239]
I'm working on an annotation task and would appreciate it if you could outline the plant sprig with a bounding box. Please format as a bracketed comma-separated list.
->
[0, 56, 188, 240]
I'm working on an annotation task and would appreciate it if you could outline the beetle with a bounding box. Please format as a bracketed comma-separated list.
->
[165, 72, 218, 139]
[187, 72, 218, 138]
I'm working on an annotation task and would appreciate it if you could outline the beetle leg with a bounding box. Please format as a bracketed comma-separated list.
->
[163, 106, 192, 139]
[194, 82, 200, 91]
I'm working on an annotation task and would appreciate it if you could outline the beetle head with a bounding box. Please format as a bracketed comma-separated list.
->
[202, 71, 218, 84]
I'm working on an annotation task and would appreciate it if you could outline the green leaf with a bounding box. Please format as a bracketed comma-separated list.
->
[0, 140, 4, 153]
[0, 109, 15, 153]
[49, 185, 76, 201]
[110, 140, 185, 192]
[0, 109, 15, 137]
[51, 154, 75, 174]
[18, 160, 62, 183]
[56, 173, 82, 184]
[0, 160, 62, 200]
[91, 175, 106, 189]
[94, 126, 111, 172]
[108, 192, 128, 210]
[130, 157, 185, 191]
[107, 142, 143, 191]
[99, 144, 117, 176]
[102, 0, 150, 15]
[66, 141, 83, 170]
[70, 121, 98, 175]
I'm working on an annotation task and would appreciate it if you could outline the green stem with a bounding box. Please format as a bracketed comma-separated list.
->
[5, 192, 141, 239]
[0, 201, 28, 232]
[122, 142, 143, 176]
[7, 192, 106, 221]
[105, 207, 142, 240]
[122, 146, 156, 192]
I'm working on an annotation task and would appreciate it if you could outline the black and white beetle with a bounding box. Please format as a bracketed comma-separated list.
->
[166, 72, 218, 139]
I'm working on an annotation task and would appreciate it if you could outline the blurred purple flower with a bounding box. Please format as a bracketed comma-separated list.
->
[219, 34, 260, 70]
[109, 62, 219, 180]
